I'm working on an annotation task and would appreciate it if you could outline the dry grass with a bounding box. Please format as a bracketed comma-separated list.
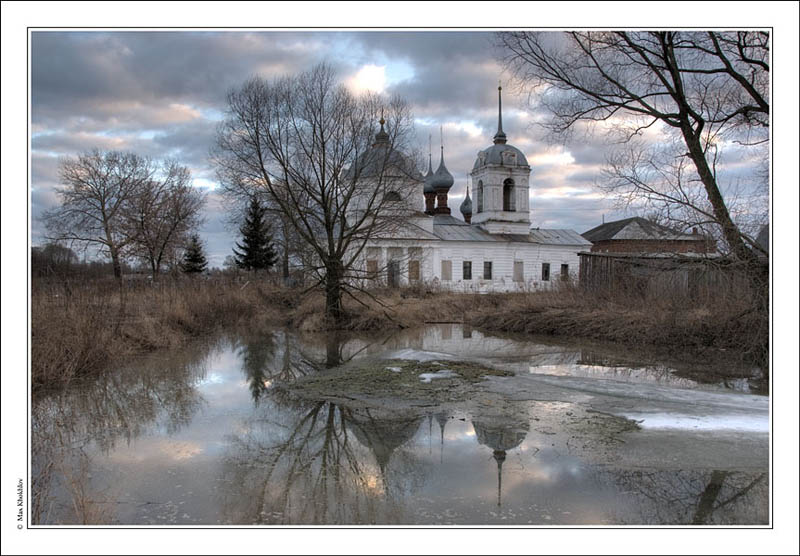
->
[468, 282, 769, 367]
[290, 280, 767, 367]
[31, 276, 296, 393]
[32, 273, 768, 394]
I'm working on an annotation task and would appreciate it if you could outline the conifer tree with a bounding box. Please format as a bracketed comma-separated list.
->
[233, 196, 277, 272]
[180, 233, 208, 274]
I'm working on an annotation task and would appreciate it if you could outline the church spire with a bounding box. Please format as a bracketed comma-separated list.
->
[374, 110, 390, 146]
[423, 133, 436, 214]
[493, 84, 507, 145]
[432, 125, 453, 215]
[494, 450, 506, 507]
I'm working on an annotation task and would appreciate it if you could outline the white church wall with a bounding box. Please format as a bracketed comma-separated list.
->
[428, 240, 582, 293]
[350, 236, 582, 293]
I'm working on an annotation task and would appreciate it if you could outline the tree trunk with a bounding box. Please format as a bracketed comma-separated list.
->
[681, 126, 755, 264]
[681, 125, 768, 312]
[109, 246, 122, 280]
[282, 243, 290, 282]
[324, 259, 344, 327]
[692, 470, 729, 524]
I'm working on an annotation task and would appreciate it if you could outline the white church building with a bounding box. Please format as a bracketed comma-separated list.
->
[356, 87, 590, 293]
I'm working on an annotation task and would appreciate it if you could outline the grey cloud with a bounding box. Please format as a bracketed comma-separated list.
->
[30, 30, 765, 266]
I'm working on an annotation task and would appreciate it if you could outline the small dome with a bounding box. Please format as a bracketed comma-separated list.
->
[431, 147, 454, 191]
[374, 117, 390, 146]
[423, 155, 436, 194]
[460, 188, 472, 215]
[473, 85, 530, 171]
[472, 143, 529, 170]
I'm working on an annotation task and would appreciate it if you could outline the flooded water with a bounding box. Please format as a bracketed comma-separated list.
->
[31, 325, 768, 526]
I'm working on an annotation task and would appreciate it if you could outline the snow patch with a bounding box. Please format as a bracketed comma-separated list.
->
[419, 370, 459, 383]
[621, 412, 768, 432]
[384, 349, 455, 362]
[385, 366, 403, 373]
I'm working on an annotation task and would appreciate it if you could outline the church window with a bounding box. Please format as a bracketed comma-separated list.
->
[483, 261, 493, 280]
[408, 260, 420, 281]
[462, 261, 472, 280]
[366, 247, 381, 280]
[441, 260, 452, 281]
[476, 180, 484, 213]
[385, 190, 402, 202]
[366, 259, 378, 279]
[541, 262, 550, 281]
[503, 179, 516, 211]
[513, 261, 524, 282]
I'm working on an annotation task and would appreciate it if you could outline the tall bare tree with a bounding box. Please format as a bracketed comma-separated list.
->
[44, 150, 155, 279]
[497, 31, 769, 272]
[213, 63, 420, 325]
[122, 161, 205, 278]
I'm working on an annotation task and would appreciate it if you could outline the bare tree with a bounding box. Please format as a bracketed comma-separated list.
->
[122, 161, 206, 278]
[44, 150, 155, 279]
[497, 31, 769, 272]
[601, 137, 769, 255]
[213, 63, 421, 325]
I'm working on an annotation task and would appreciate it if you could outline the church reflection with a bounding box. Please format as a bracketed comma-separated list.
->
[471, 407, 531, 508]
[345, 408, 424, 492]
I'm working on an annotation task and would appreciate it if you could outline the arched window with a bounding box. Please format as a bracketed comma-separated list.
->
[384, 191, 402, 202]
[476, 180, 483, 213]
[503, 178, 515, 211]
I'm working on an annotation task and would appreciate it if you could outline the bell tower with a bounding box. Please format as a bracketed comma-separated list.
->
[469, 86, 532, 235]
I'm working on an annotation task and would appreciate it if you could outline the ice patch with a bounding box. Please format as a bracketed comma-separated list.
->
[384, 349, 455, 362]
[419, 370, 459, 383]
[621, 412, 769, 432]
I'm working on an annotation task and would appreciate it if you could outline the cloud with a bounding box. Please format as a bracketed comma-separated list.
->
[29, 30, 766, 264]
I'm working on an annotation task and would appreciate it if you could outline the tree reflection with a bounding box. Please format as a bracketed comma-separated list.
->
[602, 468, 768, 524]
[219, 398, 425, 525]
[31, 341, 212, 524]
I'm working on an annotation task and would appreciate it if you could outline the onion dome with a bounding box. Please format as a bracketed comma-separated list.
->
[431, 145, 454, 192]
[423, 152, 435, 194]
[460, 187, 473, 216]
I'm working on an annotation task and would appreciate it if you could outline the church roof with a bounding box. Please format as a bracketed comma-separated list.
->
[428, 215, 590, 245]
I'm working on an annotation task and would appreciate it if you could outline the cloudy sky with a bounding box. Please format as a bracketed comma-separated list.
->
[27, 30, 738, 266]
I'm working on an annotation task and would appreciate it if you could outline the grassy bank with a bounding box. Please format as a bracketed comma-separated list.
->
[31, 277, 295, 393]
[293, 282, 768, 367]
[31, 277, 768, 393]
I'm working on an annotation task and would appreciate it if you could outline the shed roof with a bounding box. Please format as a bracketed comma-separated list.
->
[582, 217, 700, 243]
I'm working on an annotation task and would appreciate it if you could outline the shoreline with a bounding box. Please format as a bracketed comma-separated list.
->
[31, 278, 768, 395]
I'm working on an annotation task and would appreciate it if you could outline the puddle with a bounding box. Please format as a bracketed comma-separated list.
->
[31, 325, 768, 525]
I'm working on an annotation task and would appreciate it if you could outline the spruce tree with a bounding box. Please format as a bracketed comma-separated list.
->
[181, 233, 208, 274]
[233, 196, 277, 272]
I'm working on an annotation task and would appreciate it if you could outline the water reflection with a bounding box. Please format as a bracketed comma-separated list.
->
[31, 340, 213, 524]
[600, 468, 768, 525]
[31, 325, 768, 525]
[472, 405, 531, 508]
